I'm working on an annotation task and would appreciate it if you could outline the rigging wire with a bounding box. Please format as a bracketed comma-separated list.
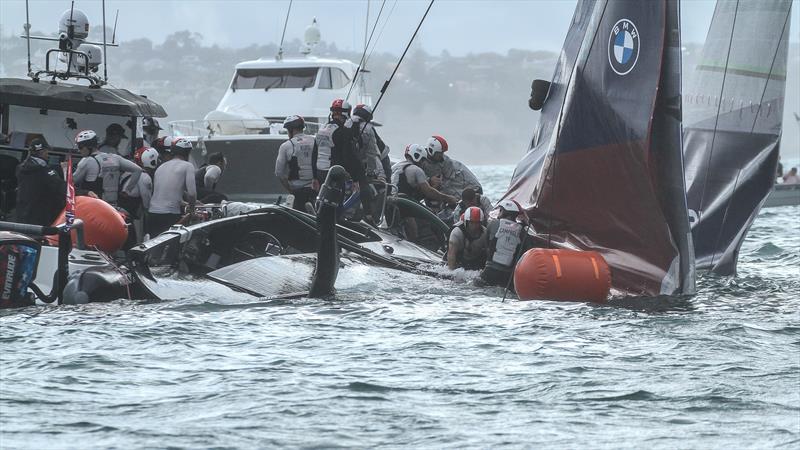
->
[277, 0, 293, 60]
[372, 0, 435, 114]
[363, 0, 399, 70]
[345, 0, 388, 103]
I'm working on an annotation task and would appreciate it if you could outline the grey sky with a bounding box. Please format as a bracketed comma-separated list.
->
[3, 0, 796, 54]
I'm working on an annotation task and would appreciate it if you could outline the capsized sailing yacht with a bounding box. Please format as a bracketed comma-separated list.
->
[502, 0, 695, 297]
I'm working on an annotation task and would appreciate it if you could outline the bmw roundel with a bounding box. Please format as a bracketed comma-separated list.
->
[608, 18, 640, 76]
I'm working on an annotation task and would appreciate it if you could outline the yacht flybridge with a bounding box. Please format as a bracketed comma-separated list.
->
[170, 19, 371, 203]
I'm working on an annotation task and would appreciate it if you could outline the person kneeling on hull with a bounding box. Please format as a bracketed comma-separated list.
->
[276, 115, 317, 211]
[147, 138, 197, 237]
[447, 206, 488, 271]
[481, 200, 526, 289]
[422, 135, 483, 199]
[73, 129, 142, 206]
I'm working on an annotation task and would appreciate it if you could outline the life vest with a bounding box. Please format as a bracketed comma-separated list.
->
[396, 162, 424, 202]
[315, 122, 338, 172]
[117, 172, 141, 218]
[490, 218, 523, 268]
[287, 134, 315, 183]
[449, 222, 487, 270]
[79, 154, 104, 198]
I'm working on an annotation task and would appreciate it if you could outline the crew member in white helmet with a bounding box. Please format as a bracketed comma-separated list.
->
[480, 200, 527, 288]
[422, 135, 483, 198]
[147, 138, 197, 237]
[73, 129, 142, 206]
[447, 206, 489, 271]
[391, 144, 458, 206]
[275, 115, 317, 211]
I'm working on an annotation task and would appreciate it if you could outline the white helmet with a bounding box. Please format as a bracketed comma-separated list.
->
[405, 144, 429, 163]
[140, 148, 159, 169]
[173, 138, 193, 154]
[75, 129, 97, 147]
[463, 206, 485, 223]
[498, 199, 520, 214]
[426, 135, 448, 155]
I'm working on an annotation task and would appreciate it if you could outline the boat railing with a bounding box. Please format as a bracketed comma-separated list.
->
[169, 119, 323, 138]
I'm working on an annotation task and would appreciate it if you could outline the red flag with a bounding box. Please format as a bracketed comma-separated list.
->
[65, 153, 76, 230]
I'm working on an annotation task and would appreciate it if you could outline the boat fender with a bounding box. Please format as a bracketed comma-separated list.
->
[48, 197, 128, 253]
[62, 265, 131, 305]
[514, 248, 610, 303]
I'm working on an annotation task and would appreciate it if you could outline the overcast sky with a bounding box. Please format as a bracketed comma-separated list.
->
[3, 0, 797, 55]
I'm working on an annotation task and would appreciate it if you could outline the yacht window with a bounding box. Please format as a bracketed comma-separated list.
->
[331, 68, 351, 89]
[318, 67, 332, 89]
[232, 68, 318, 90]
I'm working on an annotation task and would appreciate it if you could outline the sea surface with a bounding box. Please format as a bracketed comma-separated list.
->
[1, 165, 799, 449]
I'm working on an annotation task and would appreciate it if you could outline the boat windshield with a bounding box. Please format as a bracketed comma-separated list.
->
[232, 67, 318, 90]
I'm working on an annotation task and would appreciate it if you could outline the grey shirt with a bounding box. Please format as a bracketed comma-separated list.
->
[73, 151, 142, 204]
[148, 159, 197, 214]
[448, 225, 488, 268]
[422, 155, 482, 197]
[391, 161, 428, 189]
[275, 133, 315, 190]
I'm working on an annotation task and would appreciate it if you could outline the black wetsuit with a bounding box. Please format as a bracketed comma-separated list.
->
[15, 156, 66, 226]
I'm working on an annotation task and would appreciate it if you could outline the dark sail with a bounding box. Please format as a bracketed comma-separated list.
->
[503, 0, 694, 296]
[683, 0, 792, 275]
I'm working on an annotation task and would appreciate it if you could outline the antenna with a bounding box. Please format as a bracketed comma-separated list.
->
[102, 0, 108, 83]
[111, 9, 119, 44]
[277, 0, 293, 61]
[24, 0, 32, 77]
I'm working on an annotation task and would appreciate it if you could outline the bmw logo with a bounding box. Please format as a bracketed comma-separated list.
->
[608, 18, 640, 75]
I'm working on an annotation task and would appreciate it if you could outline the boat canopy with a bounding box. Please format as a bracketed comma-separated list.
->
[0, 78, 167, 118]
[502, 0, 694, 296]
[683, 0, 792, 275]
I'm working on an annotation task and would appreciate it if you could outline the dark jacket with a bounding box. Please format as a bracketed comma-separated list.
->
[313, 119, 365, 183]
[15, 156, 67, 226]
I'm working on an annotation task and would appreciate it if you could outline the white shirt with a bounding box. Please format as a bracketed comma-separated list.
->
[148, 159, 197, 214]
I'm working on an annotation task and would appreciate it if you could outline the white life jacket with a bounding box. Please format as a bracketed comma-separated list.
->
[289, 133, 315, 185]
[491, 218, 522, 267]
[315, 122, 338, 172]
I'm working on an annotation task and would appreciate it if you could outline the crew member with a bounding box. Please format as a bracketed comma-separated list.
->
[73, 129, 142, 205]
[391, 144, 458, 205]
[147, 138, 197, 237]
[447, 206, 488, 270]
[275, 115, 317, 211]
[480, 200, 526, 288]
[119, 147, 158, 247]
[14, 139, 68, 226]
[783, 167, 799, 184]
[452, 187, 492, 224]
[314, 99, 365, 191]
[99, 123, 130, 158]
[422, 135, 483, 198]
[352, 104, 385, 220]
[195, 152, 228, 203]
[142, 117, 163, 147]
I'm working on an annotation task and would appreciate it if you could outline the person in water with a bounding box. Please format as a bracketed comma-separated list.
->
[421, 135, 483, 198]
[480, 200, 527, 289]
[447, 206, 489, 270]
[99, 123, 130, 158]
[15, 139, 91, 226]
[195, 152, 228, 203]
[276, 115, 317, 211]
[452, 187, 492, 225]
[147, 138, 197, 237]
[314, 99, 365, 192]
[73, 129, 142, 206]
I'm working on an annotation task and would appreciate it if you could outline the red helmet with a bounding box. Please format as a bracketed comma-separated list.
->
[426, 135, 448, 154]
[134, 147, 159, 169]
[330, 98, 352, 113]
[463, 206, 485, 223]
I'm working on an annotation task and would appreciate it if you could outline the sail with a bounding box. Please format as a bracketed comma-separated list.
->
[683, 0, 792, 275]
[503, 0, 695, 296]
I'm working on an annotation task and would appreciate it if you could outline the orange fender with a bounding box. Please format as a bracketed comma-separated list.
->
[514, 249, 611, 303]
[48, 196, 128, 253]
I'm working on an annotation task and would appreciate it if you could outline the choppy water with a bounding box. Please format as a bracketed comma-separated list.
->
[2, 166, 799, 449]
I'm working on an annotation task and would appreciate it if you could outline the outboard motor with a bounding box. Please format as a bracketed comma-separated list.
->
[0, 232, 41, 308]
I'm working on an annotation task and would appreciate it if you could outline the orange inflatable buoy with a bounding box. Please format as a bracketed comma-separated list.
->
[47, 196, 128, 253]
[514, 248, 611, 303]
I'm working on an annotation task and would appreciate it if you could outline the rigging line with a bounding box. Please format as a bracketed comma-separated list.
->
[345, 0, 387, 103]
[277, 0, 293, 60]
[363, 0, 399, 70]
[708, 4, 792, 270]
[372, 0, 435, 113]
[697, 0, 740, 270]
